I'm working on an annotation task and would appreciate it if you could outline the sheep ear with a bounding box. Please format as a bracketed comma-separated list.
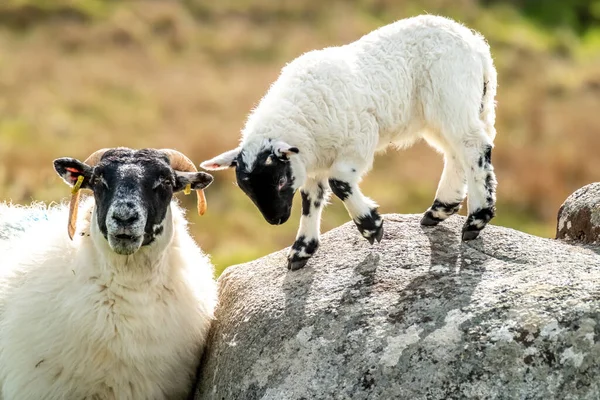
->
[53, 158, 93, 189]
[274, 142, 299, 160]
[174, 171, 214, 192]
[200, 148, 241, 171]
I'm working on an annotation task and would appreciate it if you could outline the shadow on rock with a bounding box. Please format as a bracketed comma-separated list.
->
[386, 224, 485, 330]
[282, 261, 317, 323]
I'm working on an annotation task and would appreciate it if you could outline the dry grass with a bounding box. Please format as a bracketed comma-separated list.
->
[0, 1, 599, 275]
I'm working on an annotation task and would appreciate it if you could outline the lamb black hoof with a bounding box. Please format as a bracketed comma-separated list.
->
[288, 258, 310, 271]
[462, 207, 495, 241]
[374, 224, 384, 243]
[420, 212, 442, 226]
[462, 229, 480, 241]
[355, 209, 384, 245]
[361, 226, 383, 245]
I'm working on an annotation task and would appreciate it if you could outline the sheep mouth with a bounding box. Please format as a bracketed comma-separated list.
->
[108, 233, 143, 255]
[115, 234, 136, 241]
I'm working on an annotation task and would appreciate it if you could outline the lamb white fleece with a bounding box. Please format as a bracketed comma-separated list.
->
[202, 14, 499, 269]
[240, 14, 496, 177]
[0, 198, 217, 400]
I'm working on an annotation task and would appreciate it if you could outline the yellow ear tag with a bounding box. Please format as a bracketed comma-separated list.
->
[183, 183, 192, 195]
[71, 175, 84, 194]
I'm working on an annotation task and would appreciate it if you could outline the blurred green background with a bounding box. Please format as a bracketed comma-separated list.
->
[0, 0, 599, 276]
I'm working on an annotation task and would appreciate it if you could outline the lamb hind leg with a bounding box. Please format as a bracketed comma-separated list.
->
[421, 154, 467, 226]
[460, 140, 497, 241]
[288, 179, 328, 271]
[329, 164, 383, 244]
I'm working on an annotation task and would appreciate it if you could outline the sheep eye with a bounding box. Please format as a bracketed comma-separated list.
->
[153, 178, 172, 190]
[94, 176, 109, 189]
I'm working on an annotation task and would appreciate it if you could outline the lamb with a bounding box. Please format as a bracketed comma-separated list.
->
[0, 147, 217, 400]
[201, 15, 498, 270]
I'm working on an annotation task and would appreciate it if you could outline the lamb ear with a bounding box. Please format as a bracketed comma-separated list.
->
[274, 141, 299, 160]
[200, 148, 241, 171]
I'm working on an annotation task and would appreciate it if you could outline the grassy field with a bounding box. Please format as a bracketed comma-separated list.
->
[0, 0, 599, 275]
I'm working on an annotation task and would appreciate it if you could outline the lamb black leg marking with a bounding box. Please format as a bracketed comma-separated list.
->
[483, 145, 492, 164]
[421, 200, 462, 226]
[288, 235, 319, 271]
[329, 178, 383, 245]
[480, 81, 488, 113]
[355, 209, 384, 244]
[288, 181, 328, 270]
[329, 179, 352, 201]
[421, 154, 466, 226]
[313, 183, 325, 209]
[462, 145, 497, 241]
[301, 190, 311, 216]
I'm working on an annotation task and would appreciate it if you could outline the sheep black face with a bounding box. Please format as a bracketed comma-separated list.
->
[201, 141, 302, 226]
[54, 148, 213, 255]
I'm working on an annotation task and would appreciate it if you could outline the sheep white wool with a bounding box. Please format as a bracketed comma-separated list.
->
[0, 198, 217, 400]
[0, 202, 49, 249]
[202, 14, 499, 270]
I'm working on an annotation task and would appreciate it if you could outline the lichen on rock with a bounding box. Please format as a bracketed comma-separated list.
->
[196, 213, 600, 400]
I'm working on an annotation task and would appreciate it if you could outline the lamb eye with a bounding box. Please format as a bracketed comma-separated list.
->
[278, 176, 287, 189]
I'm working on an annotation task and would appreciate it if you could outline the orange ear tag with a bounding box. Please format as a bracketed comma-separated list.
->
[184, 183, 192, 195]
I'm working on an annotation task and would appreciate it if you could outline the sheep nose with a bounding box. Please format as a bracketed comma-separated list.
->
[111, 205, 139, 226]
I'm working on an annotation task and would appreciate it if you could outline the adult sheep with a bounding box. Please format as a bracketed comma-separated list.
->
[0, 148, 217, 400]
[201, 15, 498, 270]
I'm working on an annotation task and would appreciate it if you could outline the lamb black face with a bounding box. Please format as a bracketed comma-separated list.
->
[54, 148, 213, 255]
[235, 149, 295, 225]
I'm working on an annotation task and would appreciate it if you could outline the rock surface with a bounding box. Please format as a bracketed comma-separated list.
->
[556, 182, 600, 243]
[196, 214, 600, 400]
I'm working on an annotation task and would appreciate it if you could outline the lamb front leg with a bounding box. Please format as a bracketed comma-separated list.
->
[288, 179, 328, 271]
[329, 163, 383, 244]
